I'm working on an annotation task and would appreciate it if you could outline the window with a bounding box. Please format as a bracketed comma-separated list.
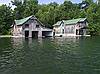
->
[65, 26, 75, 34]
[71, 26, 74, 34]
[25, 24, 29, 28]
[36, 25, 39, 28]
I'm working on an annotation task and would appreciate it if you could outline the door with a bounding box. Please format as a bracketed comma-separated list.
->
[79, 29, 84, 35]
[76, 29, 78, 35]
[25, 31, 29, 38]
[32, 31, 38, 38]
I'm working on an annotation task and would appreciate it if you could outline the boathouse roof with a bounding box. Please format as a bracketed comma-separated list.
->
[64, 18, 86, 25]
[53, 18, 86, 26]
[15, 16, 33, 26]
[14, 15, 44, 26]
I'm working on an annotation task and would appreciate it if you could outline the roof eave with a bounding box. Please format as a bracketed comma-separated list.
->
[16, 24, 22, 26]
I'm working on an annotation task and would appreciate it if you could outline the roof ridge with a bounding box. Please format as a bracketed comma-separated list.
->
[15, 15, 33, 21]
[15, 15, 34, 25]
[64, 18, 86, 25]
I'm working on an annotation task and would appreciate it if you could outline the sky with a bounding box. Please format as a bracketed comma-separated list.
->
[0, 0, 82, 6]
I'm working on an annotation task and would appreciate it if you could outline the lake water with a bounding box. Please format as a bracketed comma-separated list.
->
[0, 37, 100, 74]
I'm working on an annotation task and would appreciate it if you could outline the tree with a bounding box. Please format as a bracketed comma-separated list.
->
[12, 0, 25, 19]
[36, 2, 60, 28]
[12, 0, 38, 19]
[23, 0, 38, 17]
[0, 5, 14, 35]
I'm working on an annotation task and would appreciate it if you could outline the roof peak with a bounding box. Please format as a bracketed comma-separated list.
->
[15, 15, 34, 21]
[14, 15, 36, 25]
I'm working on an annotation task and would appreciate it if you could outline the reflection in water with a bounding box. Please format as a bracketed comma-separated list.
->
[0, 37, 100, 74]
[11, 38, 24, 49]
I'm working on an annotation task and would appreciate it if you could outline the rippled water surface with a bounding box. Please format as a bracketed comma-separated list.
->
[0, 37, 100, 74]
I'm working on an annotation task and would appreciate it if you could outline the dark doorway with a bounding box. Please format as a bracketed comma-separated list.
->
[76, 29, 78, 35]
[32, 31, 38, 38]
[42, 31, 52, 37]
[42, 31, 47, 37]
[79, 29, 84, 35]
[25, 31, 29, 38]
[53, 32, 55, 37]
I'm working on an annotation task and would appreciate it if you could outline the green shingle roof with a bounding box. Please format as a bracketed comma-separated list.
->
[64, 18, 86, 25]
[53, 21, 62, 26]
[53, 18, 86, 26]
[79, 18, 87, 22]
[15, 16, 33, 25]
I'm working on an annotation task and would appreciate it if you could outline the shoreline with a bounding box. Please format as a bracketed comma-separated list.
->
[0, 35, 91, 38]
[0, 35, 24, 38]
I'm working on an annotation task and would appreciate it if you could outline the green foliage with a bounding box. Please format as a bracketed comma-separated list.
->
[85, 0, 100, 35]
[36, 1, 80, 28]
[12, 0, 38, 19]
[89, 23, 100, 35]
[23, 0, 38, 17]
[0, 5, 14, 35]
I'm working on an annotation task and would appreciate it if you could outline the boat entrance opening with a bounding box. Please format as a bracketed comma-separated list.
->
[32, 31, 38, 38]
[25, 31, 29, 38]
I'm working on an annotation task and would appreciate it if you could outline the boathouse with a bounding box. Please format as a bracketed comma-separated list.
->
[11, 15, 53, 38]
[53, 18, 88, 36]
